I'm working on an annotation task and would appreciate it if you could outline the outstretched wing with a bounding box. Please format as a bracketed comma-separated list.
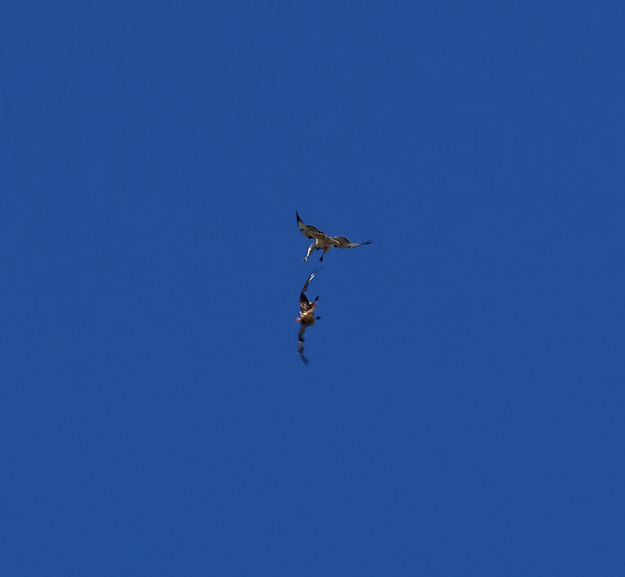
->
[297, 212, 328, 241]
[330, 236, 373, 249]
[299, 268, 320, 312]
[298, 324, 309, 364]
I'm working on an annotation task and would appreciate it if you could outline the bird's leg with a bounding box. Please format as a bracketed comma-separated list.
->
[303, 242, 315, 263]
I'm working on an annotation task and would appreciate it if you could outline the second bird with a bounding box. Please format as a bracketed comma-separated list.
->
[296, 269, 322, 365]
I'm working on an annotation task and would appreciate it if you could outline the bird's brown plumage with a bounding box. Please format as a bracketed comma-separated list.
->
[296, 269, 321, 364]
[296, 212, 372, 262]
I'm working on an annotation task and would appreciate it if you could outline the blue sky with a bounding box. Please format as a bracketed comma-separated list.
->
[2, 1, 624, 575]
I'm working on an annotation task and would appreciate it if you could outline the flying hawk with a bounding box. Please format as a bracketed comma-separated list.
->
[296, 212, 372, 262]
[296, 269, 322, 365]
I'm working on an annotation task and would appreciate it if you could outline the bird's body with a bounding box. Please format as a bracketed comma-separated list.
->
[296, 212, 372, 262]
[296, 269, 322, 364]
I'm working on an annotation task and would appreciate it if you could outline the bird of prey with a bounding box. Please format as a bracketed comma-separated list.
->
[296, 269, 322, 365]
[296, 212, 372, 262]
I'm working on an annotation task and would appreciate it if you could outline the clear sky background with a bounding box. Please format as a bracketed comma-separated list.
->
[2, 1, 624, 575]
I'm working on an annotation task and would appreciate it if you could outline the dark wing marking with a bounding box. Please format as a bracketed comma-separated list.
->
[299, 269, 320, 312]
[298, 324, 309, 364]
[300, 269, 319, 295]
[297, 212, 328, 241]
[299, 294, 313, 313]
[330, 236, 373, 249]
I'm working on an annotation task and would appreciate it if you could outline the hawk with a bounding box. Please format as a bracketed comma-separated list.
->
[296, 212, 372, 262]
[296, 269, 322, 365]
